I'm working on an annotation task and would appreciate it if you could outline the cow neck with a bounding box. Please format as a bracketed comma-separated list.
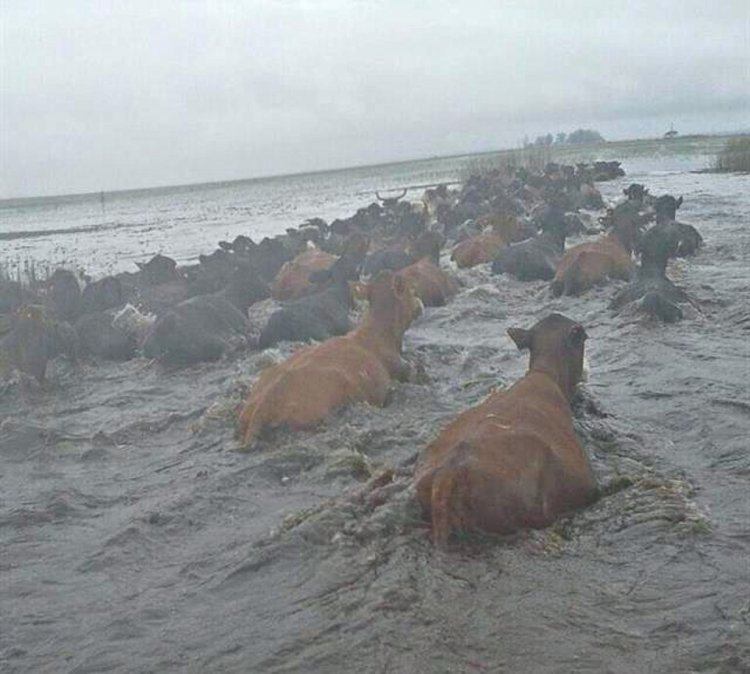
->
[655, 213, 675, 225]
[526, 355, 577, 403]
[638, 255, 669, 280]
[352, 303, 404, 359]
[542, 226, 566, 251]
[607, 222, 635, 254]
[331, 279, 354, 308]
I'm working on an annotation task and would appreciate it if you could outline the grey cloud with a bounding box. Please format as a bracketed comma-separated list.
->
[1, 0, 748, 196]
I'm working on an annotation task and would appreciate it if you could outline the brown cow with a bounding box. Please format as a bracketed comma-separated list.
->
[394, 231, 457, 307]
[414, 313, 596, 549]
[362, 229, 443, 278]
[271, 235, 369, 301]
[396, 258, 457, 307]
[550, 211, 640, 296]
[237, 271, 423, 447]
[451, 214, 524, 268]
[270, 248, 338, 301]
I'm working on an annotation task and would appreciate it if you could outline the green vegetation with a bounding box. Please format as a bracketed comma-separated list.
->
[713, 136, 750, 172]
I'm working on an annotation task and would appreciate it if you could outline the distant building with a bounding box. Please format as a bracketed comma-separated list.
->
[664, 125, 678, 139]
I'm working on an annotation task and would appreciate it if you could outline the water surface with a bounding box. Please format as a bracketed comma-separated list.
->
[1, 143, 748, 673]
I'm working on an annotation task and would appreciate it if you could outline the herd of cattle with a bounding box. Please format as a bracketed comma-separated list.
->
[0, 157, 704, 547]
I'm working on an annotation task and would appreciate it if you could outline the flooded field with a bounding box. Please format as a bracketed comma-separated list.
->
[0, 135, 736, 278]
[1, 145, 749, 673]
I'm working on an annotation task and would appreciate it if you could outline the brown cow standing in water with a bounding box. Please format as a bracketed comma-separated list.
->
[414, 313, 596, 549]
[550, 209, 641, 296]
[237, 271, 423, 447]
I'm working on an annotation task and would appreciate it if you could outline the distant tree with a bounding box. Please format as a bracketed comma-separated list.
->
[523, 135, 531, 148]
[544, 133, 554, 145]
[567, 129, 605, 144]
[556, 132, 567, 144]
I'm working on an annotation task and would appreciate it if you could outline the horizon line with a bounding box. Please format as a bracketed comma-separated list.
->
[1, 130, 743, 205]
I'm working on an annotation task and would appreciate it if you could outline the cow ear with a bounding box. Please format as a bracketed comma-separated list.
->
[676, 196, 683, 208]
[507, 327, 532, 351]
[392, 274, 406, 296]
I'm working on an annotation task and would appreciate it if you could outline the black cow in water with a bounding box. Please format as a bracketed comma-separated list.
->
[75, 309, 138, 361]
[491, 208, 567, 281]
[81, 276, 124, 314]
[143, 263, 269, 365]
[648, 195, 703, 258]
[258, 248, 367, 348]
[362, 230, 444, 278]
[117, 254, 191, 316]
[136, 254, 178, 285]
[45, 269, 82, 322]
[610, 223, 695, 322]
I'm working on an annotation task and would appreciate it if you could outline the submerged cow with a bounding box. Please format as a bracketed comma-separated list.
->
[363, 230, 443, 278]
[136, 254, 179, 285]
[237, 271, 423, 447]
[143, 264, 268, 365]
[649, 195, 703, 258]
[610, 223, 694, 322]
[591, 160, 626, 181]
[80, 276, 124, 314]
[414, 313, 596, 548]
[390, 232, 456, 307]
[271, 235, 368, 301]
[45, 269, 82, 322]
[451, 214, 528, 269]
[75, 309, 140, 361]
[125, 254, 191, 315]
[551, 206, 641, 296]
[258, 249, 364, 348]
[491, 208, 568, 281]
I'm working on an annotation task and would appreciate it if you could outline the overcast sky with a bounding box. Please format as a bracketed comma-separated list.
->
[1, 0, 748, 198]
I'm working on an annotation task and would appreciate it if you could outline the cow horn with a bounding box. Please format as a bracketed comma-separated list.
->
[375, 188, 408, 203]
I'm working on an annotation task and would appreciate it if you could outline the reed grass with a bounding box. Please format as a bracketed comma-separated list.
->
[0, 257, 83, 287]
[459, 145, 552, 180]
[713, 136, 750, 172]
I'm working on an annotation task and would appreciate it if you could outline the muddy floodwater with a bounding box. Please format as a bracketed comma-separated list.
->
[1, 149, 749, 673]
